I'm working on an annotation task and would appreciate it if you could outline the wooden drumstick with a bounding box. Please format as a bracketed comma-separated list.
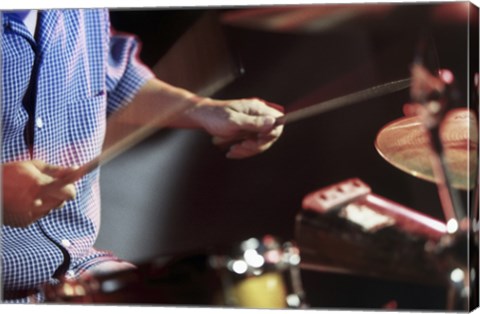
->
[218, 77, 411, 149]
[51, 99, 194, 186]
[279, 77, 411, 125]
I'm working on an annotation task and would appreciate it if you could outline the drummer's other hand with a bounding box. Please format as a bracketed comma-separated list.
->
[190, 98, 284, 159]
[2, 160, 78, 228]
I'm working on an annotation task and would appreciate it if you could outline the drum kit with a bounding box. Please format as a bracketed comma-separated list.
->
[45, 38, 478, 311]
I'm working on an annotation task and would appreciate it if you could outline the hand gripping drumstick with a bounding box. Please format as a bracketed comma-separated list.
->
[218, 78, 412, 149]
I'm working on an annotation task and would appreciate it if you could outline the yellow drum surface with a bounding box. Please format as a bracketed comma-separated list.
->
[229, 272, 287, 308]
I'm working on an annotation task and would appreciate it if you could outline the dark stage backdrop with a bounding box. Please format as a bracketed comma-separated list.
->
[94, 3, 475, 310]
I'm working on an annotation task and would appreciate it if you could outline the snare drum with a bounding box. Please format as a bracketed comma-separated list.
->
[210, 235, 307, 309]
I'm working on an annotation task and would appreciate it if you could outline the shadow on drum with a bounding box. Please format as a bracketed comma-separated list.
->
[45, 254, 222, 305]
[45, 236, 306, 309]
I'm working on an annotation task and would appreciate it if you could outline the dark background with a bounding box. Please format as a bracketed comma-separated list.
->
[94, 2, 477, 310]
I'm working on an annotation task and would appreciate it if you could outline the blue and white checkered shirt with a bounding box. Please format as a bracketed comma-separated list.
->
[1, 9, 153, 302]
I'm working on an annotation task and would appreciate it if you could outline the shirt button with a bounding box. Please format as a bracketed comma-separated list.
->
[61, 239, 71, 247]
[35, 117, 44, 128]
[66, 270, 75, 278]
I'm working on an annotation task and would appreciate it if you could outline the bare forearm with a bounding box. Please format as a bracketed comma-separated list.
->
[105, 77, 285, 159]
[108, 78, 207, 129]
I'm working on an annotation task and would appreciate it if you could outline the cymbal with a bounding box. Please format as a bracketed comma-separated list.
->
[375, 108, 478, 190]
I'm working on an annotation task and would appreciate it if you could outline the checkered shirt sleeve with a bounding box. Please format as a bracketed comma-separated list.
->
[1, 8, 153, 298]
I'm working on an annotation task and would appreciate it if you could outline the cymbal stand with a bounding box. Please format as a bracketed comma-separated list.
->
[410, 58, 472, 310]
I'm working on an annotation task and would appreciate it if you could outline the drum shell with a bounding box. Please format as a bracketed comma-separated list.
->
[210, 235, 306, 308]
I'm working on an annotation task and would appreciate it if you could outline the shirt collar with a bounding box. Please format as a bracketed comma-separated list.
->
[2, 11, 35, 43]
[4, 10, 38, 36]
